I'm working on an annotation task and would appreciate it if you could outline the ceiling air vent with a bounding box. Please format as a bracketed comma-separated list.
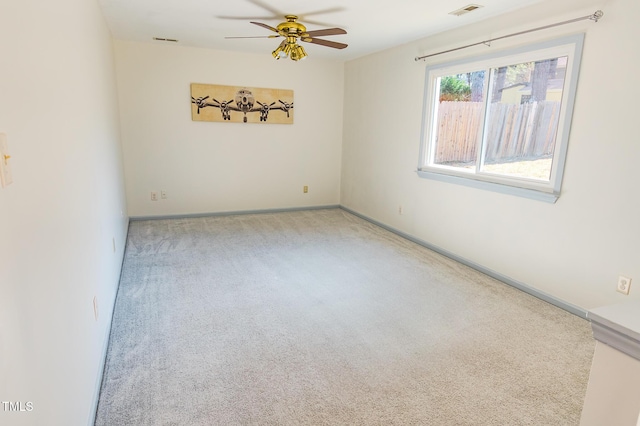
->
[153, 37, 179, 43]
[449, 4, 483, 16]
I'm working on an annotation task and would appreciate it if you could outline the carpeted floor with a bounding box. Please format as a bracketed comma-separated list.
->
[95, 208, 595, 425]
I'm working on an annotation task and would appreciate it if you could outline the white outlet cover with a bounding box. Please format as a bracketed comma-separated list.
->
[617, 276, 632, 295]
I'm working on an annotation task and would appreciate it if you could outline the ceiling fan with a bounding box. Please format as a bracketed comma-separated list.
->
[226, 15, 348, 61]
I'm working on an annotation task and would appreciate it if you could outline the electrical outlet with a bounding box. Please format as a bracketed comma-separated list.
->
[303, 185, 308, 193]
[617, 276, 632, 295]
[398, 205, 403, 215]
[161, 190, 167, 199]
[151, 191, 158, 201]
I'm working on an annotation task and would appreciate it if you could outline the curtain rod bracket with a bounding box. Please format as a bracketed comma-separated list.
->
[590, 10, 604, 22]
[415, 10, 604, 62]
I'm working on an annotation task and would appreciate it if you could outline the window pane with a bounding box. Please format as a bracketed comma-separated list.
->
[432, 71, 486, 171]
[481, 57, 567, 181]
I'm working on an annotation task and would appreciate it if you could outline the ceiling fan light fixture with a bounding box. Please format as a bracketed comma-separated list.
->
[272, 45, 284, 59]
[293, 45, 307, 61]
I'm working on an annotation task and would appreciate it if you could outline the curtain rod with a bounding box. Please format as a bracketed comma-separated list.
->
[415, 10, 603, 61]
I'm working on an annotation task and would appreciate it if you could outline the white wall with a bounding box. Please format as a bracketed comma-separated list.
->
[341, 0, 640, 310]
[0, 0, 128, 425]
[114, 41, 344, 217]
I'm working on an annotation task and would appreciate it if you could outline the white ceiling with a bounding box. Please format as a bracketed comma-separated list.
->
[98, 0, 546, 61]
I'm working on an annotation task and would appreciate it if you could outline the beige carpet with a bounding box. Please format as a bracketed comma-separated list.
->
[95, 208, 595, 425]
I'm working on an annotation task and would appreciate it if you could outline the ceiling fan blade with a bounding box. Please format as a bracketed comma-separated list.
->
[225, 35, 280, 39]
[304, 28, 347, 37]
[299, 6, 346, 17]
[216, 0, 283, 21]
[296, 7, 347, 25]
[246, 0, 282, 17]
[301, 37, 348, 50]
[217, 15, 277, 20]
[217, 2, 345, 26]
[250, 21, 279, 33]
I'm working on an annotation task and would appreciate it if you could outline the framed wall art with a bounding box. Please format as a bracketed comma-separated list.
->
[191, 83, 294, 124]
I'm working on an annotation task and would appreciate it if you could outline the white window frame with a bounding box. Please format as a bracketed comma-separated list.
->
[417, 34, 585, 203]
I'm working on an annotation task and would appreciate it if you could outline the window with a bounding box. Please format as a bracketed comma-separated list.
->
[418, 35, 584, 202]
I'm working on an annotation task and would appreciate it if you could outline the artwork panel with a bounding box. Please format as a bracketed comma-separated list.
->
[191, 83, 294, 124]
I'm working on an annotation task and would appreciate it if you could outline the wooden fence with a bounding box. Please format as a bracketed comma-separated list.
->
[434, 100, 561, 164]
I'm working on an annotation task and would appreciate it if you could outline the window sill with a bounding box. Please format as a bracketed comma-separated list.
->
[416, 169, 559, 203]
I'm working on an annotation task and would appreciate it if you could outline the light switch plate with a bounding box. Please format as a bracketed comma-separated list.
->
[0, 133, 13, 188]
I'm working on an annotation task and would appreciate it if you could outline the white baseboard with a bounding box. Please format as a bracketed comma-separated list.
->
[129, 205, 340, 221]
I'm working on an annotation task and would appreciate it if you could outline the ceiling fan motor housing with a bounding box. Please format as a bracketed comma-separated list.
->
[277, 15, 307, 39]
